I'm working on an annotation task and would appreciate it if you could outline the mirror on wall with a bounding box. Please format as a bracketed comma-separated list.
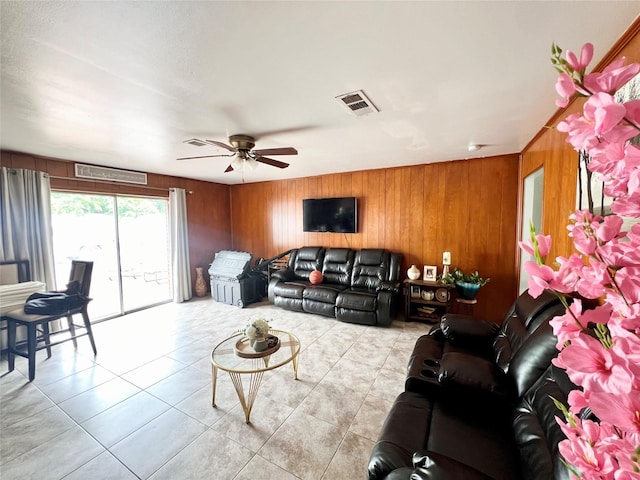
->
[519, 167, 544, 294]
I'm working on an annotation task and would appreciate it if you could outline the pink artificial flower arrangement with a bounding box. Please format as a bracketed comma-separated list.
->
[522, 42, 640, 479]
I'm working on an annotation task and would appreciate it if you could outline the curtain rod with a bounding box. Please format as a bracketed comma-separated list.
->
[44, 174, 193, 194]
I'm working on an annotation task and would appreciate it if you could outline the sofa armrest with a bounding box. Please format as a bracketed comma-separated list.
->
[271, 269, 295, 282]
[378, 280, 400, 294]
[440, 314, 499, 344]
[437, 352, 509, 396]
[412, 451, 495, 480]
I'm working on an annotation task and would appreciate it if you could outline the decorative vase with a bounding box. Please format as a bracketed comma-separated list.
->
[407, 264, 421, 280]
[253, 337, 268, 352]
[194, 267, 207, 297]
[456, 281, 480, 300]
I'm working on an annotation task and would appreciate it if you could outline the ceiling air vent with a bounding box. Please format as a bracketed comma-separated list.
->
[184, 138, 209, 147]
[75, 164, 148, 185]
[336, 90, 379, 116]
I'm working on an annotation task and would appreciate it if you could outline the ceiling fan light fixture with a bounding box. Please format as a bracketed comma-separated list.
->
[246, 158, 258, 170]
[231, 156, 243, 169]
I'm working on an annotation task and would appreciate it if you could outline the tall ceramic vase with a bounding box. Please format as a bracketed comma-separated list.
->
[194, 267, 207, 297]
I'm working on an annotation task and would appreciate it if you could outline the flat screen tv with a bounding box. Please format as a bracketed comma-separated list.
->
[303, 197, 357, 233]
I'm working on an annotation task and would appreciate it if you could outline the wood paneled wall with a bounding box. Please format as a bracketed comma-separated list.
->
[230, 154, 520, 322]
[0, 151, 232, 290]
[520, 18, 640, 261]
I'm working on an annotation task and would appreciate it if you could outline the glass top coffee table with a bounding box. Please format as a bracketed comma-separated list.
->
[210, 329, 300, 423]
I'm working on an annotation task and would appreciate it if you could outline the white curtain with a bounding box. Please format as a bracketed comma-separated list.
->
[0, 167, 56, 288]
[169, 188, 192, 302]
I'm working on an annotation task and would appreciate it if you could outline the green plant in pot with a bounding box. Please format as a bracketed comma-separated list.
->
[441, 268, 490, 300]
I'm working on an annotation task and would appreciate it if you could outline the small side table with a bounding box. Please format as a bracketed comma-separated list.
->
[454, 298, 477, 316]
[210, 329, 300, 424]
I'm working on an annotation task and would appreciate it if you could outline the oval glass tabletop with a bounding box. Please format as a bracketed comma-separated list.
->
[211, 329, 300, 374]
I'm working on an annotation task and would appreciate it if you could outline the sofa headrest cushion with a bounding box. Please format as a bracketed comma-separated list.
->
[352, 249, 389, 290]
[355, 249, 385, 265]
[297, 246, 324, 261]
[293, 246, 325, 279]
[324, 248, 352, 263]
[507, 312, 563, 397]
[323, 248, 354, 285]
[514, 289, 560, 329]
[493, 314, 530, 371]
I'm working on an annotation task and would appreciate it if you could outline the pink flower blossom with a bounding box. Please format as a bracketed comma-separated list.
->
[575, 259, 608, 299]
[625, 99, 640, 129]
[589, 391, 640, 433]
[584, 93, 627, 135]
[549, 254, 582, 293]
[567, 389, 590, 411]
[558, 113, 600, 152]
[583, 57, 640, 94]
[595, 215, 624, 243]
[615, 267, 640, 304]
[565, 43, 594, 72]
[524, 261, 556, 298]
[556, 73, 576, 108]
[597, 242, 640, 268]
[557, 419, 618, 477]
[549, 300, 585, 347]
[569, 225, 597, 255]
[553, 333, 633, 394]
[518, 233, 551, 259]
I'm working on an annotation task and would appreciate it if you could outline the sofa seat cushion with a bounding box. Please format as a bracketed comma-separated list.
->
[426, 401, 519, 480]
[272, 281, 309, 299]
[336, 289, 377, 311]
[303, 299, 336, 317]
[303, 284, 347, 303]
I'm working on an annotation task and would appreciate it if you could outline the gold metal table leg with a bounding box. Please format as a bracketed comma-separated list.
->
[211, 365, 218, 407]
[228, 370, 265, 424]
[288, 332, 299, 379]
[291, 353, 299, 380]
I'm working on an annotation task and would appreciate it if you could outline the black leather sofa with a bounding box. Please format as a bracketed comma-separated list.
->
[368, 290, 575, 480]
[267, 246, 402, 326]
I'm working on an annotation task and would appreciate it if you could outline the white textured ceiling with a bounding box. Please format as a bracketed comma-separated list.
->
[1, 1, 639, 185]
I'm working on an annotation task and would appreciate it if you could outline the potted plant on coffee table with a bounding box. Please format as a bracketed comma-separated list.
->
[441, 268, 490, 300]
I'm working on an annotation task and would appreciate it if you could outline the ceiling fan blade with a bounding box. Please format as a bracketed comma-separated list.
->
[251, 125, 318, 138]
[204, 139, 237, 152]
[252, 147, 298, 156]
[176, 154, 234, 160]
[224, 164, 234, 173]
[255, 156, 289, 169]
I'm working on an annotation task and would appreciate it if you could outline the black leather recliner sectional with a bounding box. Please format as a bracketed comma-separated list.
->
[267, 246, 402, 326]
[368, 290, 577, 480]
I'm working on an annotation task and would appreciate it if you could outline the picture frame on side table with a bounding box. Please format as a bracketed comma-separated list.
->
[411, 285, 421, 298]
[424, 265, 437, 281]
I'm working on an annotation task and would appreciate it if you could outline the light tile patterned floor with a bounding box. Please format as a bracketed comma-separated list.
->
[0, 297, 433, 480]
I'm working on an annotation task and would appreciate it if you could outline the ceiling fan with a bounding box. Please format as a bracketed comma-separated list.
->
[177, 134, 298, 172]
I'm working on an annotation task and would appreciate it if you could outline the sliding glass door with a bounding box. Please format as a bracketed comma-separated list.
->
[117, 197, 170, 311]
[50, 192, 171, 320]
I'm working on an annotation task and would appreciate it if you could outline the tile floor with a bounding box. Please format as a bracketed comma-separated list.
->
[0, 297, 433, 480]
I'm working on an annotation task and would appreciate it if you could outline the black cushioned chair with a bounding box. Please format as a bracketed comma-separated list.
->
[5, 261, 96, 381]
